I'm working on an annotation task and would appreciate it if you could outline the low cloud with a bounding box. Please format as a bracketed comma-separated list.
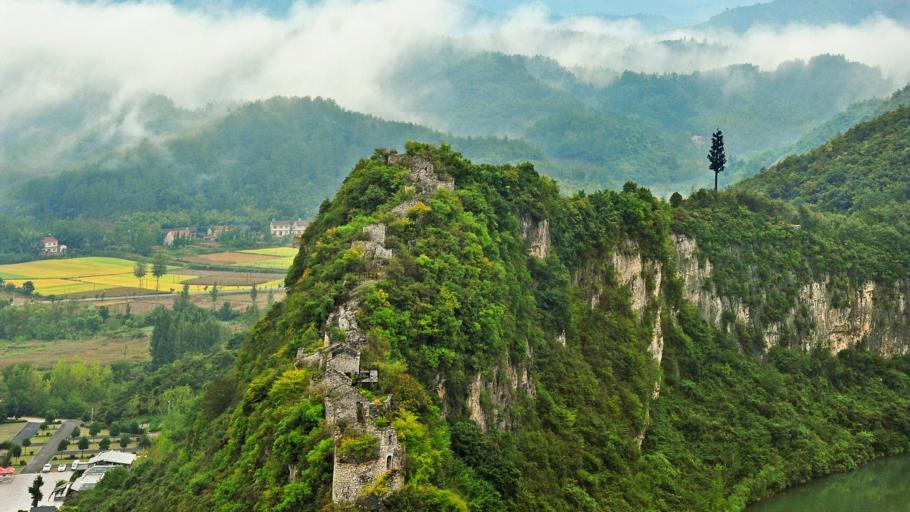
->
[2, 0, 909, 170]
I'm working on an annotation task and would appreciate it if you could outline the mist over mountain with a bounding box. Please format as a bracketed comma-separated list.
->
[5, 0, 910, 183]
[709, 0, 910, 32]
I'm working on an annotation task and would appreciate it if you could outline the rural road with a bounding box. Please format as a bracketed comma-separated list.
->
[22, 420, 78, 474]
[39, 287, 284, 304]
[10, 422, 40, 447]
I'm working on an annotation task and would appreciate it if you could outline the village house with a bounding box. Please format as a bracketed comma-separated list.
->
[270, 219, 309, 239]
[292, 219, 309, 237]
[40, 236, 67, 257]
[163, 228, 194, 247]
[269, 219, 292, 238]
[203, 225, 233, 242]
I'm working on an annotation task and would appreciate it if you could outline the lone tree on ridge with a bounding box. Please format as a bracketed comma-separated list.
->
[708, 129, 727, 191]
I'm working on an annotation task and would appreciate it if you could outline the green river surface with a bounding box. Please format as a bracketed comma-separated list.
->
[747, 455, 910, 511]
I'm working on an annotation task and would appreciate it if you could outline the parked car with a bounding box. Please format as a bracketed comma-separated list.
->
[71, 461, 80, 471]
[58, 464, 67, 472]
[42, 464, 51, 472]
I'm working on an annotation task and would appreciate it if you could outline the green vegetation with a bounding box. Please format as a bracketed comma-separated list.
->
[62, 145, 910, 512]
[337, 433, 380, 463]
[743, 106, 910, 217]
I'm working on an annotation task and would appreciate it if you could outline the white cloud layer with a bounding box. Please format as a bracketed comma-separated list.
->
[2, 0, 910, 140]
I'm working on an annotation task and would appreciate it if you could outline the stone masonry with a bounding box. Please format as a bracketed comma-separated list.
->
[293, 153, 458, 508]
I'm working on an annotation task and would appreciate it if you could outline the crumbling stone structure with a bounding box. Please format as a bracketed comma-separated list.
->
[292, 153, 459, 508]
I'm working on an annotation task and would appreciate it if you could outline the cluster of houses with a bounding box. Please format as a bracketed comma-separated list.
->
[268, 219, 309, 239]
[38, 219, 310, 256]
[162, 225, 234, 246]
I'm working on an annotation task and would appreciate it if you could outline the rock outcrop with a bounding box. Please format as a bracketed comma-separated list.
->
[465, 349, 535, 432]
[520, 216, 550, 259]
[673, 234, 910, 356]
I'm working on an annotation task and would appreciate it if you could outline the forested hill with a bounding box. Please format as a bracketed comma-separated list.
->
[14, 97, 541, 220]
[741, 105, 910, 216]
[707, 0, 910, 32]
[9, 51, 891, 220]
[67, 144, 910, 512]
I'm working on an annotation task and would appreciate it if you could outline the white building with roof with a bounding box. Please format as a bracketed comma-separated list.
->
[88, 450, 137, 467]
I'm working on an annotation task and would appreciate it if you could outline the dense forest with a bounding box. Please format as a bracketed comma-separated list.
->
[14, 97, 539, 221]
[64, 144, 910, 511]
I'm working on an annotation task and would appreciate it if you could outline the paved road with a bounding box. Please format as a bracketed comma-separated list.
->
[9, 422, 39, 447]
[0, 470, 73, 512]
[22, 421, 78, 474]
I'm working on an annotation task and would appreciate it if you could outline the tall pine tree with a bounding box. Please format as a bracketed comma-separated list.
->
[708, 129, 726, 191]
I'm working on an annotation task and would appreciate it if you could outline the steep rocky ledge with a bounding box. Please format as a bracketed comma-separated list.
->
[674, 234, 910, 356]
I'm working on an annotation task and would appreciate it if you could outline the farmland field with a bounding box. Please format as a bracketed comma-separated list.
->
[0, 257, 284, 298]
[240, 247, 297, 257]
[184, 270, 285, 286]
[189, 247, 296, 270]
[0, 337, 151, 369]
[190, 252, 273, 265]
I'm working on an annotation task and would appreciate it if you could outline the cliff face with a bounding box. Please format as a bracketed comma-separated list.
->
[674, 234, 910, 356]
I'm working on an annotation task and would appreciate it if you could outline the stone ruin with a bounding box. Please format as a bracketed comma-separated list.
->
[291, 154, 460, 508]
[387, 151, 455, 195]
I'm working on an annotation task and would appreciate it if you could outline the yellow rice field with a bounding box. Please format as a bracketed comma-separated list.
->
[0, 257, 284, 297]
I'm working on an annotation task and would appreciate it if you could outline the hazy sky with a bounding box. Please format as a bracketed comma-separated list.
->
[131, 0, 758, 22]
[3, 0, 910, 141]
[474, 0, 756, 21]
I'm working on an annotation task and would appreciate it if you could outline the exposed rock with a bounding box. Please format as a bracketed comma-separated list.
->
[673, 234, 910, 356]
[648, 310, 663, 365]
[556, 331, 567, 347]
[352, 240, 394, 260]
[520, 216, 550, 259]
[467, 373, 487, 431]
[611, 242, 662, 319]
[673, 234, 751, 329]
[387, 152, 454, 192]
[466, 352, 535, 432]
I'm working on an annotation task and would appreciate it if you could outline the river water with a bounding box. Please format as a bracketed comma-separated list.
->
[747, 455, 910, 511]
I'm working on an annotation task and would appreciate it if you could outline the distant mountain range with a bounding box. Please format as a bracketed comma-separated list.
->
[708, 0, 910, 32]
[3, 51, 895, 224]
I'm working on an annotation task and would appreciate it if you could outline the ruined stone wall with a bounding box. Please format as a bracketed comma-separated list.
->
[300, 153, 464, 508]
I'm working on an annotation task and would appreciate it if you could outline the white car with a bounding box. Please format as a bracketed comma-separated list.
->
[58, 464, 66, 472]
[42, 464, 51, 472]
[71, 461, 80, 471]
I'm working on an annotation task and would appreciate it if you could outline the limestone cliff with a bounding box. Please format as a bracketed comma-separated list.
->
[674, 234, 910, 356]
